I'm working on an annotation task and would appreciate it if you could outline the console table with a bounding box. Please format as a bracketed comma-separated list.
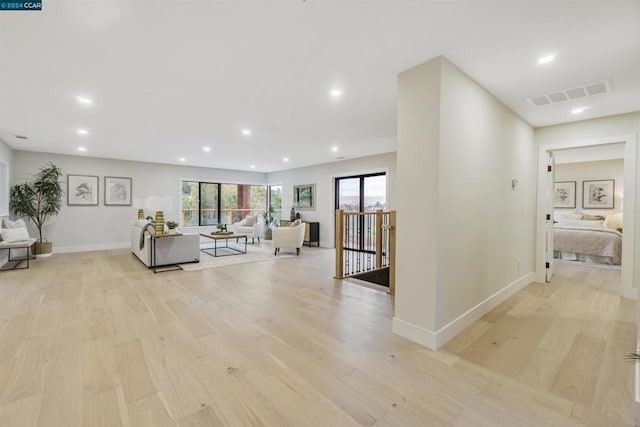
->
[280, 221, 319, 247]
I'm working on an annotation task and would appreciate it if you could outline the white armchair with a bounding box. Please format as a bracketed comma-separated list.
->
[272, 223, 305, 255]
[228, 215, 262, 243]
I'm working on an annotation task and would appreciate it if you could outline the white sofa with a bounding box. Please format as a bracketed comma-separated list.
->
[131, 222, 200, 267]
[228, 215, 263, 243]
[272, 223, 305, 255]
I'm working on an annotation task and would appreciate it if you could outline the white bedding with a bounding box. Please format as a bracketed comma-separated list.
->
[553, 224, 622, 265]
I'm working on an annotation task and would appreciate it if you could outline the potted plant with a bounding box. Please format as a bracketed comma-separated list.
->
[263, 210, 275, 240]
[9, 162, 64, 257]
[166, 220, 178, 234]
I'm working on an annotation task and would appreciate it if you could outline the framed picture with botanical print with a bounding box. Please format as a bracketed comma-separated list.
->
[583, 179, 615, 209]
[67, 174, 99, 206]
[105, 176, 132, 206]
[554, 181, 576, 209]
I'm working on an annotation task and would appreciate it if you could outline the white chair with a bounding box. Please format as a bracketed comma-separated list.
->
[229, 215, 262, 243]
[272, 223, 305, 255]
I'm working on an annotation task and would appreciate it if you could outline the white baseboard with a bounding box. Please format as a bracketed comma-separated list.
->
[392, 317, 437, 349]
[54, 242, 130, 254]
[392, 272, 535, 350]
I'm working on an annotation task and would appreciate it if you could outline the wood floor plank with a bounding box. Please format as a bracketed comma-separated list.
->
[128, 393, 177, 427]
[177, 405, 224, 427]
[114, 339, 157, 404]
[83, 387, 125, 427]
[550, 333, 606, 407]
[83, 337, 120, 394]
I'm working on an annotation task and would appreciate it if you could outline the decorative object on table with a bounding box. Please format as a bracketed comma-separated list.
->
[554, 181, 576, 209]
[154, 211, 165, 235]
[137, 209, 145, 219]
[9, 162, 64, 257]
[583, 179, 615, 209]
[295, 212, 301, 220]
[289, 206, 296, 221]
[211, 231, 233, 235]
[216, 223, 227, 232]
[104, 176, 132, 206]
[67, 174, 99, 206]
[144, 195, 173, 236]
[166, 220, 178, 234]
[293, 183, 316, 210]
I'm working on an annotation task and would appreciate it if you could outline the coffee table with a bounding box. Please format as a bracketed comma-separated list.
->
[199, 233, 247, 257]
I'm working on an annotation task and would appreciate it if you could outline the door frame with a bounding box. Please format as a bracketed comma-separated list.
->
[535, 134, 637, 299]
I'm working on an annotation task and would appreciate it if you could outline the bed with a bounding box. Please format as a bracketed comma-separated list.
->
[553, 215, 623, 265]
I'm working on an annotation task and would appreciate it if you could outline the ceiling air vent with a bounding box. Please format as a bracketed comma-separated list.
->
[14, 135, 28, 140]
[527, 80, 612, 107]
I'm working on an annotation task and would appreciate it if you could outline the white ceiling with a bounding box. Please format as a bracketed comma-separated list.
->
[1, 1, 639, 172]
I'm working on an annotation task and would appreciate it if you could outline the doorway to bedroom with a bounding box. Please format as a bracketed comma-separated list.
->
[537, 135, 636, 299]
[551, 145, 624, 292]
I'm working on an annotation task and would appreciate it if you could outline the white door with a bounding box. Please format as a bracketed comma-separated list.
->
[545, 151, 555, 282]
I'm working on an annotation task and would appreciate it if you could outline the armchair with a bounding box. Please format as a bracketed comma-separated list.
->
[272, 223, 305, 255]
[228, 215, 262, 243]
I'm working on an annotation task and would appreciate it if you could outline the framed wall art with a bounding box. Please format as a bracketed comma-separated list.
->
[553, 181, 576, 209]
[105, 176, 132, 206]
[293, 183, 316, 210]
[67, 174, 99, 206]
[583, 179, 615, 209]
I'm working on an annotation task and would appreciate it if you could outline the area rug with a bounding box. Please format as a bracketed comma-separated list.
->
[179, 240, 295, 272]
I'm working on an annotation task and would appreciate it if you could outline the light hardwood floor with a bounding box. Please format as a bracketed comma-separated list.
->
[0, 247, 634, 426]
[444, 260, 635, 426]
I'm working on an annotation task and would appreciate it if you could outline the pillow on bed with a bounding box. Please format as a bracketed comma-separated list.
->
[582, 214, 605, 221]
[555, 219, 604, 228]
[603, 213, 623, 230]
[554, 212, 582, 221]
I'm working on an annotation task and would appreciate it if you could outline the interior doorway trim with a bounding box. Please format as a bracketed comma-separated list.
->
[536, 134, 637, 299]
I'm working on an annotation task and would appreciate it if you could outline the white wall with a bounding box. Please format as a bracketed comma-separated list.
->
[555, 159, 624, 215]
[0, 139, 13, 265]
[394, 57, 441, 333]
[536, 112, 640, 145]
[266, 152, 397, 248]
[394, 56, 537, 348]
[12, 151, 266, 252]
[0, 139, 11, 218]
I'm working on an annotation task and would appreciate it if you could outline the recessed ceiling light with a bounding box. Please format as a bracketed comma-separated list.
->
[250, 165, 256, 169]
[202, 146, 211, 152]
[77, 128, 89, 135]
[77, 146, 87, 152]
[331, 146, 339, 152]
[76, 96, 93, 105]
[283, 157, 289, 162]
[537, 54, 556, 64]
[241, 129, 252, 136]
[571, 106, 589, 114]
[330, 89, 343, 98]
[178, 157, 186, 162]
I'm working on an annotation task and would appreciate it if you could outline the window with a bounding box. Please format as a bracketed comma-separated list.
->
[268, 185, 283, 222]
[335, 173, 386, 212]
[181, 181, 267, 226]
